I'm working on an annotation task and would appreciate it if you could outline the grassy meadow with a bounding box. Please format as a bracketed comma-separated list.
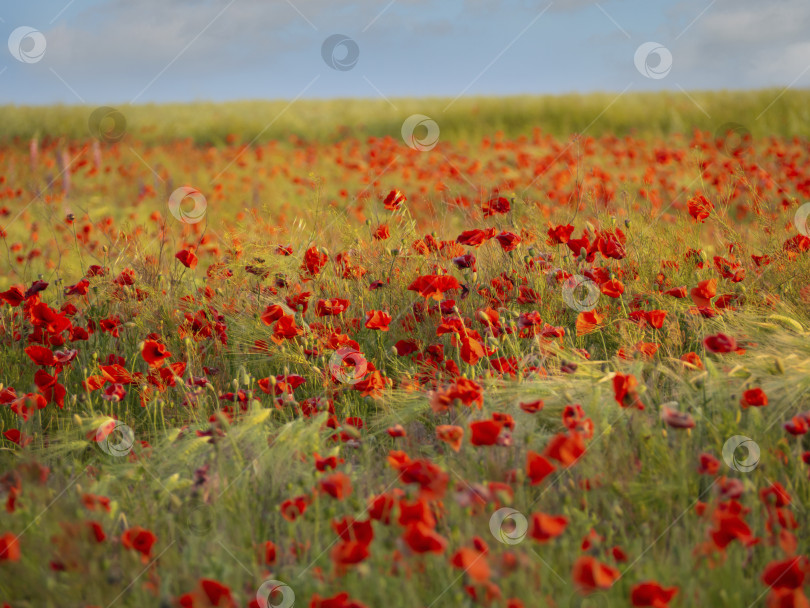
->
[0, 89, 809, 608]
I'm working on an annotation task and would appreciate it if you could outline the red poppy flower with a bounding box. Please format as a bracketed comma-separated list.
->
[0, 533, 20, 562]
[310, 592, 368, 608]
[520, 400, 544, 413]
[613, 373, 643, 409]
[436, 425, 464, 452]
[457, 228, 497, 247]
[397, 458, 449, 501]
[529, 512, 568, 542]
[319, 472, 352, 500]
[141, 339, 172, 368]
[704, 332, 737, 354]
[3, 429, 32, 447]
[402, 522, 447, 554]
[121, 526, 157, 560]
[469, 420, 503, 446]
[600, 279, 624, 298]
[547, 223, 575, 245]
[450, 545, 490, 582]
[495, 231, 521, 252]
[543, 432, 586, 466]
[687, 194, 713, 222]
[576, 311, 604, 336]
[0, 285, 25, 307]
[408, 274, 461, 300]
[698, 453, 720, 475]
[373, 224, 390, 240]
[175, 249, 198, 269]
[690, 278, 717, 308]
[271, 315, 301, 344]
[526, 451, 556, 485]
[571, 555, 620, 592]
[302, 246, 328, 276]
[631, 581, 679, 607]
[483, 196, 510, 217]
[680, 352, 703, 369]
[459, 336, 485, 365]
[383, 189, 406, 210]
[260, 304, 286, 325]
[762, 557, 807, 590]
[280, 495, 310, 521]
[25, 344, 56, 366]
[741, 388, 768, 408]
[364, 310, 392, 331]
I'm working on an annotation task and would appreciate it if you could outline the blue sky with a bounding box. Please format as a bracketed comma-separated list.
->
[1, 0, 808, 105]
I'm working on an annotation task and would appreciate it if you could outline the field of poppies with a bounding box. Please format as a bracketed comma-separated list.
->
[1, 92, 810, 608]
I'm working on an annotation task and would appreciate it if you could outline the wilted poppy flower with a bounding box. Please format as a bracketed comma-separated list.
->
[661, 405, 695, 429]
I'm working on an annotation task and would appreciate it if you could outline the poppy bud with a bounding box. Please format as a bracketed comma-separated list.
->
[624, 219, 630, 228]
[775, 357, 785, 374]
